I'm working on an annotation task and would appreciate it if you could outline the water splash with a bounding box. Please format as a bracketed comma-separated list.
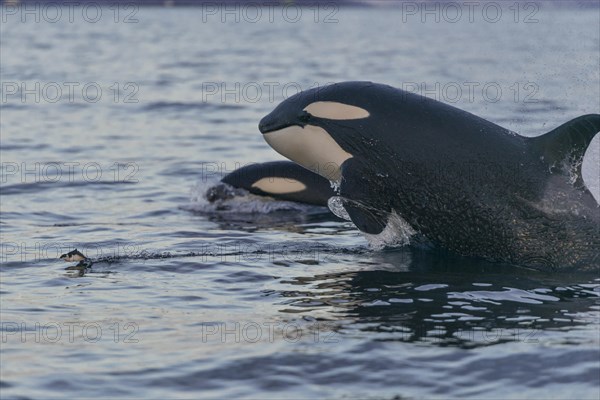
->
[327, 196, 416, 249]
[327, 196, 351, 221]
[364, 210, 417, 250]
[330, 179, 342, 193]
[184, 179, 315, 214]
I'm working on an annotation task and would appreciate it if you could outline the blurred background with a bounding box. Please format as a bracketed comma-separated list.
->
[1, 1, 599, 399]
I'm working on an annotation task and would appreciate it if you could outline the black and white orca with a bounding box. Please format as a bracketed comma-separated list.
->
[259, 81, 599, 270]
[206, 161, 335, 206]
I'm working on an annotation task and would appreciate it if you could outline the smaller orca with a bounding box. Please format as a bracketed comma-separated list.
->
[206, 161, 335, 206]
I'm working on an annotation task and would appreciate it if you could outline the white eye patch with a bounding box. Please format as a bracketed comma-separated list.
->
[304, 101, 370, 120]
[581, 132, 599, 204]
[251, 177, 307, 195]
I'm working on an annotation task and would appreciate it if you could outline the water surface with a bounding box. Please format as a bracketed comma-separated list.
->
[1, 4, 599, 399]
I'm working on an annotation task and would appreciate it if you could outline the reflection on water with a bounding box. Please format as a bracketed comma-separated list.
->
[277, 248, 600, 348]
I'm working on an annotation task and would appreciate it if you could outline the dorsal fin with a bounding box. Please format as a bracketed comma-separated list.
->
[529, 114, 600, 178]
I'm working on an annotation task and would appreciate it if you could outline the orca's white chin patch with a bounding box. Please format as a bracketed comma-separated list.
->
[262, 125, 353, 182]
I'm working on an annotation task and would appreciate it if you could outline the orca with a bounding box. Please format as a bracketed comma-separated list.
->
[258, 81, 599, 270]
[205, 161, 335, 206]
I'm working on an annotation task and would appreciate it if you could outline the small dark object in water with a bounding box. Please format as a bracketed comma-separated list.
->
[60, 249, 93, 271]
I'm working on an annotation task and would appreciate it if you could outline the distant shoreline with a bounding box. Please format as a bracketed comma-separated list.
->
[1, 0, 599, 9]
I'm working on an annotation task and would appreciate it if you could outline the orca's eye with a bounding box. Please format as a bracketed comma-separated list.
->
[298, 111, 311, 123]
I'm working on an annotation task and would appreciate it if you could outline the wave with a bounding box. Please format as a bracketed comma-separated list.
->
[141, 101, 244, 113]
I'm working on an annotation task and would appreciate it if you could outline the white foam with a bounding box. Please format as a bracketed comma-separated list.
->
[327, 195, 417, 249]
[185, 179, 314, 214]
[363, 210, 416, 250]
[327, 196, 351, 221]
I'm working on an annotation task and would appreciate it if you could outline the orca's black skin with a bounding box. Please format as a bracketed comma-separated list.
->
[259, 81, 600, 270]
[207, 161, 335, 206]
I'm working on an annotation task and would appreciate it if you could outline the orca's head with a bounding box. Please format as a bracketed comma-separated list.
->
[259, 82, 375, 182]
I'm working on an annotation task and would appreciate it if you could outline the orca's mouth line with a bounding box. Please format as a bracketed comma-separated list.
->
[259, 117, 301, 134]
[259, 122, 297, 134]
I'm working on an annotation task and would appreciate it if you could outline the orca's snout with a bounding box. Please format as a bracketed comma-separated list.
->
[259, 112, 297, 134]
[258, 115, 271, 134]
[259, 114, 286, 134]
